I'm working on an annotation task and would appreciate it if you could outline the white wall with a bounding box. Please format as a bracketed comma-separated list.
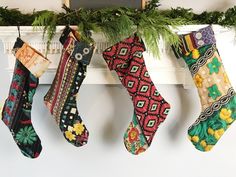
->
[0, 1, 236, 177]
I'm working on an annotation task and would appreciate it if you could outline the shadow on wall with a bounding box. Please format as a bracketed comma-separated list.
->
[33, 86, 69, 145]
[101, 85, 133, 145]
[72, 83, 133, 146]
[167, 85, 200, 142]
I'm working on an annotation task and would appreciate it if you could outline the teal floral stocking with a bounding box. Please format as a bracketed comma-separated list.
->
[1, 39, 44, 158]
[2, 60, 42, 158]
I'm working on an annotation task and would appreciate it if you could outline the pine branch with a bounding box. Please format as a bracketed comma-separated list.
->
[1, 0, 236, 59]
[32, 11, 57, 54]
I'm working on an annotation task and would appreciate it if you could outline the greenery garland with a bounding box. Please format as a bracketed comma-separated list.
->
[0, 0, 236, 58]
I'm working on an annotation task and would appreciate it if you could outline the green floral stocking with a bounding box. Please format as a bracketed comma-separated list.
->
[185, 44, 236, 151]
[173, 26, 236, 151]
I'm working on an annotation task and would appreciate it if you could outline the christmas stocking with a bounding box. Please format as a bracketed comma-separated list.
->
[44, 26, 95, 146]
[172, 26, 236, 151]
[103, 35, 171, 155]
[1, 37, 51, 158]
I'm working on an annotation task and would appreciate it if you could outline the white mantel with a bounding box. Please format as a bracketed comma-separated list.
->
[0, 25, 235, 88]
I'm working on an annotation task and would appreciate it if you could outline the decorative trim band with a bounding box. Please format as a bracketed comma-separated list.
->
[189, 87, 235, 129]
[189, 44, 216, 75]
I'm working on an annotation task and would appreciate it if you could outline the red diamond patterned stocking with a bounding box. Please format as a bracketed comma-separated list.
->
[103, 35, 171, 155]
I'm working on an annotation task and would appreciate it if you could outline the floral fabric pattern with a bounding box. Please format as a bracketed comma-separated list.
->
[65, 130, 76, 141]
[184, 44, 236, 151]
[73, 123, 85, 135]
[15, 126, 37, 145]
[173, 26, 236, 152]
[194, 74, 203, 88]
[188, 96, 236, 151]
[1, 38, 47, 158]
[207, 57, 221, 74]
[124, 114, 148, 155]
[208, 84, 222, 100]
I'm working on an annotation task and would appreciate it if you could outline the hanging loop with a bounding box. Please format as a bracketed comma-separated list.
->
[66, 16, 71, 27]
[17, 24, 21, 38]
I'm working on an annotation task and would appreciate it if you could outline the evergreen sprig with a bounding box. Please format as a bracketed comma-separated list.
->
[30, 0, 185, 57]
[32, 11, 58, 53]
[0, 6, 35, 25]
[1, 0, 236, 58]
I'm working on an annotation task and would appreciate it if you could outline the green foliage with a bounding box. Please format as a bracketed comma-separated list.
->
[144, 0, 161, 11]
[0, 6, 58, 26]
[32, 11, 57, 53]
[195, 11, 224, 24]
[1, 0, 236, 58]
[221, 6, 236, 29]
[161, 7, 196, 23]
[94, 8, 135, 44]
[137, 8, 188, 57]
[0, 6, 35, 25]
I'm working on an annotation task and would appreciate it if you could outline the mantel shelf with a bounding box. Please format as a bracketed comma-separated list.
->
[0, 25, 235, 89]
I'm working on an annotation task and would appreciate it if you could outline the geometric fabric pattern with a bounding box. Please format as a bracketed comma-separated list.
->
[44, 26, 95, 147]
[172, 25, 216, 59]
[103, 35, 171, 155]
[1, 38, 49, 158]
[172, 26, 236, 152]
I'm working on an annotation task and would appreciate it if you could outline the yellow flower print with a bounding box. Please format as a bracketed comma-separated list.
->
[192, 49, 200, 59]
[220, 108, 232, 120]
[214, 128, 225, 140]
[207, 128, 215, 135]
[200, 140, 207, 148]
[208, 127, 225, 140]
[191, 136, 199, 143]
[219, 108, 234, 124]
[204, 145, 213, 152]
[73, 123, 85, 135]
[226, 118, 234, 124]
[223, 73, 229, 84]
[194, 74, 203, 88]
[65, 131, 76, 141]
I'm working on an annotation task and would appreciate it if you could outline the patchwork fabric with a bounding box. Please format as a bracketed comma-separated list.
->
[173, 26, 216, 58]
[172, 26, 236, 152]
[1, 38, 49, 158]
[192, 26, 216, 48]
[103, 35, 170, 155]
[14, 38, 51, 78]
[44, 26, 95, 146]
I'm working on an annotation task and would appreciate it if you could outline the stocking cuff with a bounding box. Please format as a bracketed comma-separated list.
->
[103, 35, 146, 71]
[71, 41, 95, 65]
[62, 32, 95, 66]
[13, 38, 51, 78]
[172, 25, 216, 58]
